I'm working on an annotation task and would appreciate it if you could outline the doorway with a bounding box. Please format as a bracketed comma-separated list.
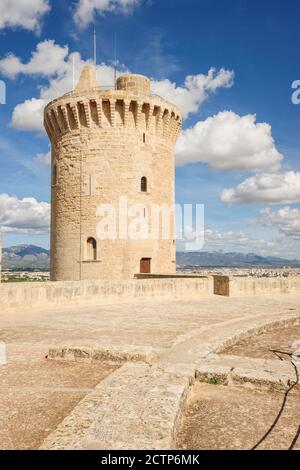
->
[140, 258, 151, 274]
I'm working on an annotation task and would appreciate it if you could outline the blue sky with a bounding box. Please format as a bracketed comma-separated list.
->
[0, 0, 300, 257]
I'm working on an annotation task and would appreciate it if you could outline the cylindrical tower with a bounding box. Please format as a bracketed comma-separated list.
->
[44, 67, 182, 281]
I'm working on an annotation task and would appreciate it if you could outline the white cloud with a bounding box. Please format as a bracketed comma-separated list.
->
[204, 228, 277, 252]
[258, 207, 300, 240]
[11, 58, 119, 131]
[178, 226, 300, 259]
[0, 0, 50, 33]
[40, 56, 117, 100]
[12, 98, 46, 132]
[8, 40, 233, 133]
[175, 111, 283, 171]
[74, 0, 141, 27]
[203, 227, 300, 258]
[0, 40, 69, 79]
[35, 147, 51, 166]
[8, 40, 119, 131]
[221, 171, 300, 205]
[0, 194, 50, 234]
[152, 68, 234, 119]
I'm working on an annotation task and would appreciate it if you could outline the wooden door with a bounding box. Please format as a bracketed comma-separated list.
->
[140, 258, 151, 274]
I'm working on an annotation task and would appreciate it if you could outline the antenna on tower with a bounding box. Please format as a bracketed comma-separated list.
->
[93, 26, 97, 73]
[72, 54, 75, 92]
[113, 33, 117, 89]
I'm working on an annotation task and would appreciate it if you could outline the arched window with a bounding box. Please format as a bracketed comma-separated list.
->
[87, 237, 97, 261]
[141, 176, 147, 193]
[52, 163, 57, 186]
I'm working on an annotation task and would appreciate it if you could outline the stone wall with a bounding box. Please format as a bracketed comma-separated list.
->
[2, 276, 299, 312]
[214, 275, 300, 297]
[0, 277, 213, 312]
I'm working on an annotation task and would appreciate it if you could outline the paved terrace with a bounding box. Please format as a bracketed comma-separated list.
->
[0, 293, 300, 449]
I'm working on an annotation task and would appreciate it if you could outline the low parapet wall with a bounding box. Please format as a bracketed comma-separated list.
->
[1, 275, 299, 312]
[0, 277, 213, 312]
[214, 275, 300, 297]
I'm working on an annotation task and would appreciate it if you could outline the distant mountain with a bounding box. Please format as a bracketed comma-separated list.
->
[2, 245, 50, 271]
[177, 251, 300, 268]
[1, 245, 300, 271]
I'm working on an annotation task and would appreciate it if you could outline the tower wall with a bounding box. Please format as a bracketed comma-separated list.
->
[45, 72, 182, 281]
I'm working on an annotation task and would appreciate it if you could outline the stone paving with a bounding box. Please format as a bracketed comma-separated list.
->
[223, 325, 300, 360]
[0, 293, 300, 449]
[176, 383, 300, 450]
[0, 358, 118, 450]
[177, 324, 300, 450]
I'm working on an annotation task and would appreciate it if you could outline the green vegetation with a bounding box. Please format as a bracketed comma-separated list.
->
[1, 275, 48, 283]
[207, 376, 221, 385]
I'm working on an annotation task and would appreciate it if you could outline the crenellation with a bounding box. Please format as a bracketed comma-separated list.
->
[47, 111, 57, 138]
[70, 103, 80, 129]
[44, 116, 54, 140]
[95, 100, 102, 127]
[110, 98, 117, 128]
[147, 103, 155, 132]
[128, 100, 137, 127]
[52, 108, 63, 134]
[135, 101, 143, 129]
[82, 100, 91, 128]
[60, 105, 71, 131]
[163, 109, 171, 137]
[123, 100, 130, 127]
[115, 100, 125, 126]
[102, 99, 111, 126]
[45, 97, 181, 140]
[56, 106, 66, 132]
[156, 107, 164, 134]
[77, 101, 87, 127]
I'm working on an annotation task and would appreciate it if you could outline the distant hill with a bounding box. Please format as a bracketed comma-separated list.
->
[1, 245, 300, 271]
[177, 251, 300, 268]
[2, 245, 50, 271]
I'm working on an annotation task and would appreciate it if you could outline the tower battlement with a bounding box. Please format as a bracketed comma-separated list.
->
[44, 74, 181, 145]
[46, 67, 182, 281]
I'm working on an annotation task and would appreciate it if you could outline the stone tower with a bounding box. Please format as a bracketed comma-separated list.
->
[44, 67, 182, 281]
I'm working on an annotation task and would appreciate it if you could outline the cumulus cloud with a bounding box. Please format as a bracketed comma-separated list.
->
[6, 39, 120, 131]
[178, 226, 300, 258]
[0, 0, 50, 33]
[0, 194, 50, 234]
[152, 68, 234, 119]
[203, 227, 300, 258]
[175, 111, 283, 171]
[258, 207, 300, 240]
[177, 226, 293, 256]
[204, 228, 277, 252]
[74, 0, 141, 27]
[7, 40, 233, 132]
[11, 58, 120, 131]
[12, 98, 46, 132]
[35, 147, 51, 166]
[221, 171, 300, 205]
[0, 40, 69, 79]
